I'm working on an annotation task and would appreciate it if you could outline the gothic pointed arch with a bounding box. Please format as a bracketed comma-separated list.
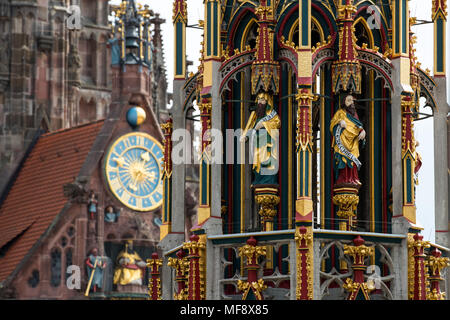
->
[228, 6, 257, 51]
[355, 1, 390, 50]
[36, 105, 51, 133]
[354, 16, 374, 49]
[78, 96, 97, 124]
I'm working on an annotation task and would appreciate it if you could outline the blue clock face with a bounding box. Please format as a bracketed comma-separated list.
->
[105, 133, 164, 212]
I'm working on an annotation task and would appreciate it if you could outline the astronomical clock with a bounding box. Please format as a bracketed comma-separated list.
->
[104, 107, 164, 212]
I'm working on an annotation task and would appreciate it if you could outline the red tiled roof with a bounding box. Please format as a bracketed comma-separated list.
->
[0, 120, 104, 282]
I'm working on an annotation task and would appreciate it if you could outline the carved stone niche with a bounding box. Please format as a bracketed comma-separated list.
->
[68, 44, 81, 87]
[0, 77, 9, 92]
[0, 36, 10, 90]
[36, 22, 54, 52]
[0, 3, 10, 18]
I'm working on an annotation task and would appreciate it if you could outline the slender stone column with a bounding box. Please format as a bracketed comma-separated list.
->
[433, 78, 449, 248]
[160, 0, 187, 246]
[391, 0, 415, 234]
[159, 1, 189, 299]
[431, 0, 449, 248]
[196, 0, 223, 230]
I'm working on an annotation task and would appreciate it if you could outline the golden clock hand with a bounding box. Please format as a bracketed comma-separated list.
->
[141, 152, 150, 162]
[129, 171, 141, 192]
[129, 182, 138, 192]
[114, 157, 126, 167]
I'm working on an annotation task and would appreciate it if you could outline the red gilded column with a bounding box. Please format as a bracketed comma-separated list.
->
[146, 252, 163, 300]
[168, 249, 189, 300]
[295, 226, 313, 300]
[183, 234, 206, 300]
[408, 233, 430, 300]
[343, 236, 375, 300]
[237, 237, 267, 300]
[427, 247, 450, 300]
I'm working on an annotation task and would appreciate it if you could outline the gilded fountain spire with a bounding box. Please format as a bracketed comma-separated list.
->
[251, 0, 280, 95]
[332, 0, 361, 94]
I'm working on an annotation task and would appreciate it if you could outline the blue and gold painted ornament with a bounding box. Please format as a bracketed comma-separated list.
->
[126, 106, 147, 127]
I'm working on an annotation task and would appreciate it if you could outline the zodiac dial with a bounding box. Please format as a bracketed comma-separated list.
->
[105, 132, 164, 212]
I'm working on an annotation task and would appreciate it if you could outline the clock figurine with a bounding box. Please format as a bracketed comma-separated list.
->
[105, 131, 164, 212]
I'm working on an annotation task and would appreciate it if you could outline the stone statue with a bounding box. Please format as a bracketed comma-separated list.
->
[85, 248, 107, 293]
[241, 92, 281, 186]
[68, 43, 81, 84]
[330, 95, 366, 186]
[113, 240, 147, 286]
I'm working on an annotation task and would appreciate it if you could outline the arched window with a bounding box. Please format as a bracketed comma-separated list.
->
[99, 34, 108, 87]
[24, 13, 34, 35]
[60, 236, 67, 248]
[311, 20, 323, 48]
[241, 22, 258, 50]
[355, 19, 373, 48]
[81, 0, 97, 24]
[50, 248, 61, 287]
[289, 19, 324, 50]
[67, 226, 75, 238]
[65, 248, 73, 282]
[13, 12, 23, 33]
[79, 34, 97, 84]
[27, 270, 40, 288]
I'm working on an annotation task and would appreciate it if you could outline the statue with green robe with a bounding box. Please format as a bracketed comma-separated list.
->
[241, 92, 281, 186]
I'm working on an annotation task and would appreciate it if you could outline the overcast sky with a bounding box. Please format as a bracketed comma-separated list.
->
[110, 0, 448, 241]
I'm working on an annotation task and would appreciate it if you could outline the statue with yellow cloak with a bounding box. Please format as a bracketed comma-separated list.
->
[113, 240, 147, 286]
[241, 92, 281, 186]
[330, 95, 366, 186]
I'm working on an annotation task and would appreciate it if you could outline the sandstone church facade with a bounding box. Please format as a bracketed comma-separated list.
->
[0, 0, 174, 299]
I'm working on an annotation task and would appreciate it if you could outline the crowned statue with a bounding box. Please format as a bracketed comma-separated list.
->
[330, 95, 366, 187]
[241, 92, 281, 187]
[113, 240, 147, 286]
